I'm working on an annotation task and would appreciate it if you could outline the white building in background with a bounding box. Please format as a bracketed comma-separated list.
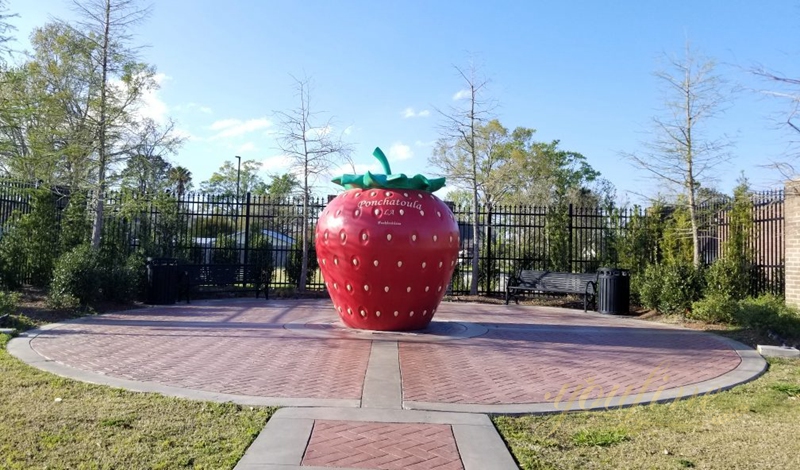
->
[194, 230, 296, 267]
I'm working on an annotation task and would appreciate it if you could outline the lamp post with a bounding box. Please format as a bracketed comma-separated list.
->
[235, 155, 244, 267]
[235, 155, 241, 201]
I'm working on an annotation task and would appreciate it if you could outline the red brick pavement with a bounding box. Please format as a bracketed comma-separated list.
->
[302, 420, 463, 470]
[26, 299, 746, 406]
[400, 326, 741, 404]
[31, 301, 371, 399]
[432, 301, 681, 329]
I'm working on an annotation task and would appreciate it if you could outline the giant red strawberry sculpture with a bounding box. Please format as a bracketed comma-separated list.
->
[316, 148, 459, 331]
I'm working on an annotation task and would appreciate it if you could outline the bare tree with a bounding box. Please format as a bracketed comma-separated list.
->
[0, 0, 17, 63]
[69, 0, 152, 248]
[752, 66, 800, 178]
[429, 63, 495, 295]
[275, 75, 351, 291]
[625, 42, 732, 267]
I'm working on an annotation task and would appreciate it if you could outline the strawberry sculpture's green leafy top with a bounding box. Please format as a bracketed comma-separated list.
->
[332, 147, 446, 192]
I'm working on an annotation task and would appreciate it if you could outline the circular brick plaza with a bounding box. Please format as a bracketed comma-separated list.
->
[9, 298, 765, 413]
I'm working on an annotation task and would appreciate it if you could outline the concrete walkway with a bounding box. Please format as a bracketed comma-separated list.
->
[8, 299, 766, 469]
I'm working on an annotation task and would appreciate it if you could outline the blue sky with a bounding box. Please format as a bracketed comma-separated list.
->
[8, 0, 800, 202]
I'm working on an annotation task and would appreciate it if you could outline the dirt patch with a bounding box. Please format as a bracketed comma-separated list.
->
[6, 286, 143, 329]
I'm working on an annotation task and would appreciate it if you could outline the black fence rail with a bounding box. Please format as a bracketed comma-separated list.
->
[0, 179, 786, 297]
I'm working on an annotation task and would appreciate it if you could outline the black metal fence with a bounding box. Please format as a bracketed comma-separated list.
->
[0, 179, 786, 297]
[102, 191, 330, 290]
[697, 190, 785, 296]
[446, 192, 785, 296]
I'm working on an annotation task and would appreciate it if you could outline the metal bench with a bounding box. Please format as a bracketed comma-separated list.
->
[179, 264, 269, 303]
[505, 270, 598, 311]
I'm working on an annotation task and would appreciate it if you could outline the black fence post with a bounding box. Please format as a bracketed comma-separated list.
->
[243, 192, 251, 284]
[486, 206, 493, 294]
[568, 203, 574, 272]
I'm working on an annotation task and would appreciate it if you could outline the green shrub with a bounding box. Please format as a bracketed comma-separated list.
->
[638, 264, 664, 311]
[49, 245, 142, 307]
[125, 252, 148, 302]
[638, 262, 704, 315]
[193, 217, 237, 238]
[689, 294, 739, 323]
[59, 190, 91, 252]
[0, 290, 20, 316]
[98, 252, 145, 303]
[0, 189, 77, 289]
[48, 244, 101, 308]
[661, 263, 705, 315]
[248, 235, 274, 288]
[286, 243, 319, 288]
[705, 257, 753, 300]
[735, 294, 800, 340]
[0, 219, 27, 289]
[176, 241, 204, 264]
[212, 236, 239, 264]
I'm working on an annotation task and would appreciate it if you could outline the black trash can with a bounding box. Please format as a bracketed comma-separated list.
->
[146, 257, 179, 305]
[597, 267, 630, 314]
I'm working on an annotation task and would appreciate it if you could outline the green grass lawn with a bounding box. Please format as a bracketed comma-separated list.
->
[495, 358, 800, 469]
[0, 333, 274, 470]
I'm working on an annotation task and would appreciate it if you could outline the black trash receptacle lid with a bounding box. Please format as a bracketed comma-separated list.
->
[597, 267, 629, 277]
[147, 257, 179, 266]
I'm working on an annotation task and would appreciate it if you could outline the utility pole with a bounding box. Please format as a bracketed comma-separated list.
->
[235, 155, 242, 201]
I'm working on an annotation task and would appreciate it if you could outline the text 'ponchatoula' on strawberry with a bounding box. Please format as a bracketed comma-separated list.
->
[316, 147, 460, 331]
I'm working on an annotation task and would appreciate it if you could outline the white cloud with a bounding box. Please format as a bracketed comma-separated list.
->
[402, 107, 431, 119]
[209, 119, 240, 131]
[175, 102, 213, 115]
[435, 184, 455, 200]
[237, 142, 257, 153]
[329, 162, 382, 176]
[388, 142, 413, 161]
[209, 118, 272, 139]
[261, 154, 292, 171]
[452, 89, 471, 100]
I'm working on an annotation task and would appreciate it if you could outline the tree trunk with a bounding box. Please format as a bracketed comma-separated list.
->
[469, 183, 480, 295]
[298, 162, 309, 292]
[685, 72, 701, 268]
[688, 179, 701, 267]
[90, 0, 111, 249]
